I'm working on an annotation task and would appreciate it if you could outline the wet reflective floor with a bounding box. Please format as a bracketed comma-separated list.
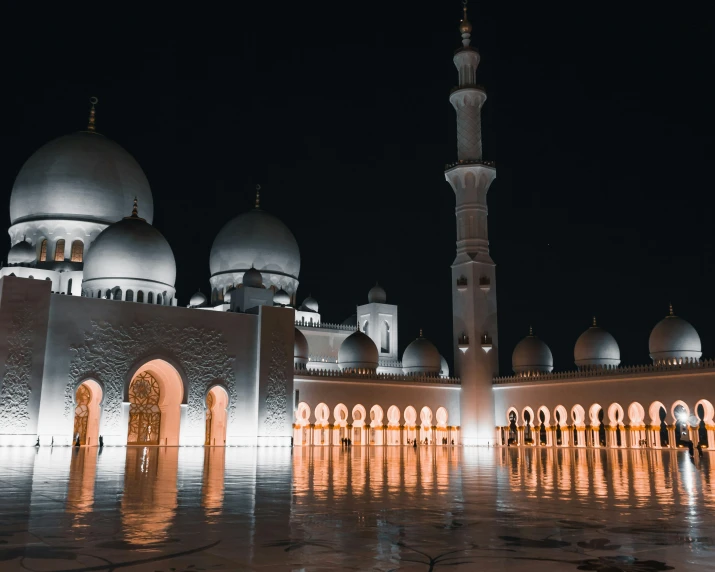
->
[1, 446, 714, 571]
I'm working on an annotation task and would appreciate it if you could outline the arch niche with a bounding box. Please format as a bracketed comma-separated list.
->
[205, 385, 229, 446]
[386, 405, 401, 446]
[126, 359, 184, 446]
[369, 405, 384, 445]
[73, 379, 103, 446]
[404, 406, 418, 445]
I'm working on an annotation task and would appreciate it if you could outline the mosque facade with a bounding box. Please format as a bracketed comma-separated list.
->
[0, 10, 713, 451]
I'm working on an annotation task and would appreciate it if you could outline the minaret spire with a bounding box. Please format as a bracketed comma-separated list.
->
[87, 97, 98, 132]
[131, 197, 139, 217]
[460, 0, 472, 47]
[255, 184, 261, 209]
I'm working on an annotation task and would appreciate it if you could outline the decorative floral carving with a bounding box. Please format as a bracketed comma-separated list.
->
[263, 331, 289, 436]
[0, 302, 34, 432]
[66, 320, 235, 434]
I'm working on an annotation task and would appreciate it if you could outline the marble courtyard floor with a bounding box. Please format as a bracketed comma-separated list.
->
[0, 446, 713, 571]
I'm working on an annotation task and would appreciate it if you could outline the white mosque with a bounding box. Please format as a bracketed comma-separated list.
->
[0, 8, 713, 452]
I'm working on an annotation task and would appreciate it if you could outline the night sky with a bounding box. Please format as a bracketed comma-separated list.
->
[1, 2, 714, 375]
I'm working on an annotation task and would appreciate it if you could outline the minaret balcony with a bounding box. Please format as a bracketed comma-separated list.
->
[480, 334, 493, 353]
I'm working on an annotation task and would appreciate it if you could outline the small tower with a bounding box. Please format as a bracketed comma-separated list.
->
[356, 283, 398, 362]
[446, 2, 497, 445]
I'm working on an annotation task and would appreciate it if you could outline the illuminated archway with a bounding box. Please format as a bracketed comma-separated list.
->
[671, 401, 690, 448]
[420, 406, 433, 444]
[404, 406, 417, 445]
[522, 406, 535, 445]
[435, 407, 448, 444]
[369, 405, 384, 445]
[314, 402, 330, 445]
[352, 404, 367, 445]
[589, 403, 606, 447]
[205, 385, 228, 446]
[333, 403, 349, 443]
[127, 359, 184, 446]
[695, 399, 714, 449]
[73, 379, 102, 446]
[554, 404, 568, 446]
[537, 406, 550, 446]
[608, 403, 625, 447]
[387, 405, 401, 445]
[507, 407, 519, 445]
[649, 401, 669, 448]
[294, 402, 311, 446]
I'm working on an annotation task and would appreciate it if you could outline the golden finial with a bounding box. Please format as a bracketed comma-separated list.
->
[592, 316, 597, 327]
[529, 325, 533, 336]
[87, 97, 98, 132]
[669, 303, 674, 316]
[460, 0, 472, 34]
[419, 328, 423, 338]
[131, 197, 139, 217]
[255, 184, 261, 209]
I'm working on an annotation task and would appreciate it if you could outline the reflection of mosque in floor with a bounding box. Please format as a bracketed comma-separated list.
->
[0, 6, 714, 452]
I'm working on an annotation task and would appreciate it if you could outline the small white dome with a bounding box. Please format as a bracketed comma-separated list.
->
[649, 306, 702, 363]
[210, 208, 300, 281]
[83, 210, 175, 288]
[574, 319, 620, 368]
[439, 355, 450, 378]
[402, 333, 441, 375]
[338, 330, 378, 372]
[10, 132, 153, 226]
[294, 328, 309, 368]
[273, 288, 291, 306]
[242, 267, 263, 288]
[512, 329, 553, 374]
[189, 291, 207, 307]
[301, 295, 319, 312]
[7, 241, 35, 265]
[368, 283, 386, 304]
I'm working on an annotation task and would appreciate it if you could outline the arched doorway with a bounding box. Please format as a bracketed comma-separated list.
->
[205, 386, 229, 446]
[507, 409, 518, 445]
[352, 404, 366, 444]
[387, 405, 401, 445]
[404, 406, 417, 445]
[127, 360, 184, 446]
[73, 380, 102, 446]
[672, 402, 690, 448]
[369, 405, 384, 445]
[294, 402, 311, 446]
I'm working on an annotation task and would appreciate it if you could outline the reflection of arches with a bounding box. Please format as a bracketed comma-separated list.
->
[387, 405, 401, 425]
[404, 406, 417, 425]
[370, 405, 384, 426]
[436, 407, 448, 426]
[127, 359, 184, 446]
[334, 403, 349, 425]
[73, 379, 102, 446]
[205, 385, 228, 446]
[628, 402, 645, 425]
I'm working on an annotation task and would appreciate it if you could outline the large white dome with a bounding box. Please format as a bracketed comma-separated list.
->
[402, 334, 441, 375]
[7, 241, 35, 265]
[210, 209, 300, 281]
[649, 307, 702, 363]
[574, 319, 620, 369]
[83, 211, 175, 288]
[10, 132, 153, 225]
[512, 330, 553, 374]
[338, 330, 378, 372]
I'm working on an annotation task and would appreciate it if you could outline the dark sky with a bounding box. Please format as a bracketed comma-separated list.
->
[1, 2, 714, 375]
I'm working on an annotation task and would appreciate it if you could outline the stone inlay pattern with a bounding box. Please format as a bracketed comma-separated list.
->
[66, 320, 236, 433]
[263, 330, 289, 435]
[0, 301, 34, 432]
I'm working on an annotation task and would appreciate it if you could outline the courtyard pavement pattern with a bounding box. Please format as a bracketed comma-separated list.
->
[0, 446, 713, 571]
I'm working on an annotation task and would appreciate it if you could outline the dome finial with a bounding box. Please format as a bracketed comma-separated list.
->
[592, 316, 597, 327]
[419, 328, 423, 338]
[87, 97, 98, 132]
[669, 302, 674, 316]
[459, 0, 472, 42]
[131, 197, 139, 217]
[255, 184, 261, 209]
[529, 325, 533, 336]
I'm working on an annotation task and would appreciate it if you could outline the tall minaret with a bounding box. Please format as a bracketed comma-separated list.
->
[445, 2, 497, 445]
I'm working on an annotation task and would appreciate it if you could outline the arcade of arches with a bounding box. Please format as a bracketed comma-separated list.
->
[499, 399, 715, 450]
[293, 402, 458, 446]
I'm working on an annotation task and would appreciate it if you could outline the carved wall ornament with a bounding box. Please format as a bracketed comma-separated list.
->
[0, 301, 35, 432]
[263, 330, 289, 436]
[66, 320, 236, 434]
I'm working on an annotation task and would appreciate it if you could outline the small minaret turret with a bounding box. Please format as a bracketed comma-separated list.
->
[446, 1, 498, 446]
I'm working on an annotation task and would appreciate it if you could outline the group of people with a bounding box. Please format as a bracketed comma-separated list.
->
[341, 437, 352, 447]
[405, 438, 455, 446]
